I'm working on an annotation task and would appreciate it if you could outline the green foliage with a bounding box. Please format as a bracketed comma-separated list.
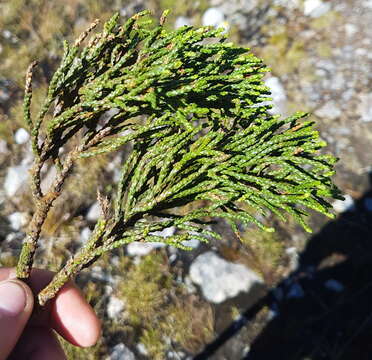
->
[16, 10, 342, 304]
[116, 253, 214, 358]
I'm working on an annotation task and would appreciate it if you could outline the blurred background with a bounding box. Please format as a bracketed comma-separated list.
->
[0, 0, 371, 359]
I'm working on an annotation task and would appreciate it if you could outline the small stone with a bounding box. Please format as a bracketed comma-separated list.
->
[303, 0, 331, 17]
[364, 198, 372, 212]
[314, 101, 342, 120]
[285, 247, 299, 271]
[174, 16, 192, 29]
[324, 279, 344, 292]
[345, 24, 358, 37]
[287, 282, 305, 299]
[108, 343, 136, 360]
[80, 227, 92, 243]
[150, 226, 175, 238]
[0, 140, 8, 154]
[14, 128, 30, 144]
[202, 8, 225, 27]
[332, 194, 355, 213]
[91, 266, 112, 282]
[126, 241, 165, 257]
[7, 212, 27, 231]
[0, 80, 11, 104]
[168, 350, 186, 359]
[181, 238, 200, 249]
[358, 93, 372, 122]
[265, 77, 287, 114]
[107, 296, 125, 319]
[87, 202, 101, 221]
[189, 251, 262, 303]
[136, 343, 148, 356]
[4, 164, 30, 197]
[364, 0, 372, 9]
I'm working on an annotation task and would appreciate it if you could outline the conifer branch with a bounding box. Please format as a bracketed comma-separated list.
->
[15, 11, 342, 305]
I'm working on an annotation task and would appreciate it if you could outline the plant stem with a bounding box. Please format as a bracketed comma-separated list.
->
[16, 153, 75, 279]
[38, 247, 95, 306]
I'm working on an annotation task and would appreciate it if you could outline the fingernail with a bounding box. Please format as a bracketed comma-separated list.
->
[0, 281, 27, 317]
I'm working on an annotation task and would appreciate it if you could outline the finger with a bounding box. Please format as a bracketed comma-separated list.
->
[0, 280, 34, 360]
[0, 268, 101, 347]
[51, 282, 101, 347]
[8, 326, 66, 360]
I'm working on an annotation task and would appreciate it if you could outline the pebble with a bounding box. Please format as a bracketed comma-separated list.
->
[303, 0, 331, 17]
[7, 212, 27, 231]
[265, 77, 287, 114]
[136, 343, 148, 356]
[189, 251, 262, 303]
[324, 279, 344, 292]
[87, 201, 101, 221]
[358, 93, 372, 122]
[174, 16, 192, 28]
[314, 101, 342, 120]
[0, 80, 11, 104]
[181, 238, 200, 249]
[286, 282, 305, 299]
[14, 128, 30, 144]
[126, 241, 165, 257]
[4, 164, 30, 197]
[0, 140, 8, 154]
[80, 227, 92, 243]
[107, 296, 125, 319]
[332, 194, 355, 213]
[364, 198, 372, 212]
[202, 7, 225, 28]
[285, 247, 299, 271]
[108, 343, 136, 360]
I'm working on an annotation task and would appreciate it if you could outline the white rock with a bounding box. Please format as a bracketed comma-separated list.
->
[314, 101, 342, 120]
[358, 93, 372, 122]
[345, 23, 358, 37]
[7, 212, 27, 231]
[189, 251, 262, 303]
[202, 8, 225, 27]
[87, 201, 101, 221]
[364, 0, 372, 9]
[181, 238, 200, 249]
[14, 128, 30, 144]
[108, 343, 136, 360]
[4, 164, 30, 197]
[174, 16, 192, 28]
[80, 227, 92, 243]
[303, 0, 331, 17]
[265, 77, 287, 114]
[107, 296, 125, 319]
[126, 241, 165, 257]
[0, 140, 8, 154]
[150, 226, 175, 238]
[91, 266, 113, 282]
[324, 279, 344, 292]
[285, 247, 299, 271]
[136, 343, 148, 356]
[332, 194, 355, 213]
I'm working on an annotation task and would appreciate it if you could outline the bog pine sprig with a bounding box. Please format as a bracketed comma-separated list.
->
[16, 10, 342, 305]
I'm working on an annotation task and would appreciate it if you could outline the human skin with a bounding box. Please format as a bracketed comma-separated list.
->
[0, 267, 101, 360]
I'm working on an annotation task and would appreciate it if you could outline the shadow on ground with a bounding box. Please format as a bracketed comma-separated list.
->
[195, 172, 372, 360]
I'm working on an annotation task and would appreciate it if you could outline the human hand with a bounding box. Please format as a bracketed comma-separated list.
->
[0, 267, 101, 360]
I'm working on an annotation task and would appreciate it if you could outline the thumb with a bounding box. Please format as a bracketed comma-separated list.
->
[0, 280, 34, 360]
